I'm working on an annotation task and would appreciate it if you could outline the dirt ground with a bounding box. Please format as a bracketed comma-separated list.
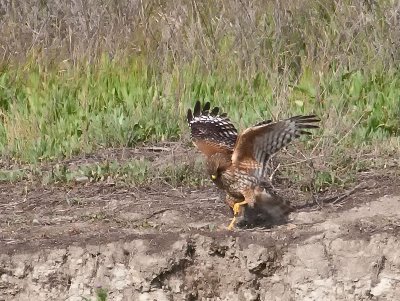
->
[1, 145, 400, 300]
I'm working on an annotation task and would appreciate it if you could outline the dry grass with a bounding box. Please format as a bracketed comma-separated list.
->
[0, 0, 399, 191]
[2, 0, 400, 71]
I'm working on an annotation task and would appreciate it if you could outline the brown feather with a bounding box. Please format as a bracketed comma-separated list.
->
[188, 101, 238, 158]
[232, 115, 320, 167]
[193, 139, 232, 157]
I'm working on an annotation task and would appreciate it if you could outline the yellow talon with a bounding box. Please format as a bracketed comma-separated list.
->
[233, 203, 241, 215]
[227, 216, 236, 230]
[233, 200, 248, 215]
[227, 200, 249, 230]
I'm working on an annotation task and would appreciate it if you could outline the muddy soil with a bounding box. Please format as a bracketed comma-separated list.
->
[0, 146, 400, 301]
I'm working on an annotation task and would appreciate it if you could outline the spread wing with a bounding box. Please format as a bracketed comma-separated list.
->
[231, 115, 320, 173]
[187, 101, 238, 157]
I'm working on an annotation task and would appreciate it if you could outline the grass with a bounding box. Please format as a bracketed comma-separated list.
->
[0, 0, 399, 191]
[1, 61, 398, 161]
[0, 156, 206, 187]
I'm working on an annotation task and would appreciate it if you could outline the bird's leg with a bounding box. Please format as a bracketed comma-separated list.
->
[227, 189, 255, 230]
[227, 215, 237, 230]
[233, 200, 249, 215]
[227, 199, 249, 230]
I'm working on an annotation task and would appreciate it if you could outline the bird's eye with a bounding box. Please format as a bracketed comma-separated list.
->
[211, 174, 217, 180]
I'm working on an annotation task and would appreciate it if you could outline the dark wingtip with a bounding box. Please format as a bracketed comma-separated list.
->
[203, 102, 211, 113]
[299, 130, 313, 135]
[193, 101, 201, 116]
[300, 124, 320, 129]
[305, 117, 321, 123]
[190, 100, 230, 119]
[254, 119, 273, 127]
[291, 115, 321, 130]
[211, 106, 219, 116]
[187, 108, 193, 123]
[299, 115, 321, 122]
[291, 114, 319, 118]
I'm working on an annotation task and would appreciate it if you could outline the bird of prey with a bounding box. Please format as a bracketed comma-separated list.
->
[187, 101, 320, 229]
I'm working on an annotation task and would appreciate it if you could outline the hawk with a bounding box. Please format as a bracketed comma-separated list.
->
[187, 101, 320, 229]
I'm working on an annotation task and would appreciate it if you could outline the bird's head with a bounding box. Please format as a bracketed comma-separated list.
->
[206, 153, 232, 183]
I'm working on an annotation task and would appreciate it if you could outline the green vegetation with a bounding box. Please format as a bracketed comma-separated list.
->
[0, 157, 205, 186]
[82, 287, 108, 301]
[0, 0, 399, 190]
